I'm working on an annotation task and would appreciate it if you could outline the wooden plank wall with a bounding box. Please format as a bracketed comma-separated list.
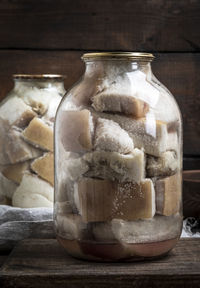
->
[0, 0, 199, 168]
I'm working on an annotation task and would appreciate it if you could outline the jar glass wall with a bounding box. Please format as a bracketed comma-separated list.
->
[0, 74, 65, 207]
[54, 53, 182, 261]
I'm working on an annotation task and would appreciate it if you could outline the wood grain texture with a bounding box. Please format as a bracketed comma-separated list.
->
[0, 50, 200, 155]
[0, 239, 200, 288]
[0, 256, 8, 268]
[183, 158, 200, 170]
[0, 50, 83, 101]
[0, 0, 200, 51]
[153, 53, 200, 156]
[183, 170, 200, 217]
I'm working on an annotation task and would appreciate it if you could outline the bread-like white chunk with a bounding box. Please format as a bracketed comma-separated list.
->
[0, 96, 36, 127]
[0, 172, 18, 199]
[95, 112, 169, 157]
[92, 90, 149, 117]
[23, 117, 53, 151]
[83, 149, 145, 183]
[55, 214, 87, 240]
[94, 118, 134, 154]
[2, 161, 30, 184]
[155, 173, 181, 216]
[77, 178, 155, 222]
[111, 213, 182, 244]
[147, 151, 178, 177]
[6, 127, 42, 164]
[31, 152, 54, 186]
[12, 172, 53, 208]
[60, 109, 93, 153]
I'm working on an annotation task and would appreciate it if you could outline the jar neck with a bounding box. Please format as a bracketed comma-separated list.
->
[84, 60, 152, 78]
[13, 79, 66, 94]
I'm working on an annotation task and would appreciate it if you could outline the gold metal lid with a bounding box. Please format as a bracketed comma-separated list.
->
[13, 74, 65, 80]
[82, 52, 155, 61]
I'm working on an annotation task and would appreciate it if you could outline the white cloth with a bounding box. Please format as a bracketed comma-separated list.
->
[0, 205, 54, 250]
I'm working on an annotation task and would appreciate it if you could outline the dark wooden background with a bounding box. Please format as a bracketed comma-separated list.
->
[0, 0, 200, 168]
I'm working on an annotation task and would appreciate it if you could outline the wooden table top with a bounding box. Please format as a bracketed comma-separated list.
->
[0, 238, 200, 288]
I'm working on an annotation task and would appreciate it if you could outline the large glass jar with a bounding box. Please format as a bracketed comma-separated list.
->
[55, 52, 182, 261]
[0, 74, 65, 208]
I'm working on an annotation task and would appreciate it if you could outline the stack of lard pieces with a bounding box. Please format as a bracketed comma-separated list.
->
[0, 88, 61, 208]
[58, 70, 181, 243]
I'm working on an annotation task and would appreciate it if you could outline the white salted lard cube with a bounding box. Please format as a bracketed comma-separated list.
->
[55, 214, 86, 240]
[64, 153, 89, 182]
[127, 70, 160, 107]
[149, 90, 180, 130]
[17, 85, 60, 115]
[56, 180, 78, 212]
[0, 172, 18, 199]
[6, 127, 42, 164]
[92, 222, 116, 242]
[94, 118, 134, 154]
[147, 150, 178, 177]
[59, 109, 94, 153]
[155, 173, 181, 216]
[166, 132, 179, 152]
[83, 149, 145, 183]
[0, 195, 11, 205]
[111, 213, 182, 244]
[42, 94, 62, 122]
[2, 161, 30, 184]
[92, 89, 149, 117]
[78, 178, 155, 222]
[22, 117, 53, 151]
[97, 67, 131, 93]
[12, 172, 53, 208]
[0, 118, 10, 165]
[31, 152, 54, 186]
[127, 70, 179, 128]
[55, 201, 74, 215]
[55, 151, 88, 212]
[0, 96, 36, 127]
[95, 112, 169, 157]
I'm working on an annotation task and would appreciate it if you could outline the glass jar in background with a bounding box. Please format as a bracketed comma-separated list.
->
[54, 52, 182, 261]
[0, 74, 66, 208]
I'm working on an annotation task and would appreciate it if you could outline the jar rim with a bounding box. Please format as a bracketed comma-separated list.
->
[82, 52, 155, 61]
[13, 74, 65, 80]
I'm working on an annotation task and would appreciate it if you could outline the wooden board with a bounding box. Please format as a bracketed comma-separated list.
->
[0, 50, 83, 101]
[0, 239, 200, 288]
[0, 0, 200, 51]
[0, 50, 200, 155]
[183, 158, 200, 170]
[183, 170, 200, 217]
[0, 256, 8, 268]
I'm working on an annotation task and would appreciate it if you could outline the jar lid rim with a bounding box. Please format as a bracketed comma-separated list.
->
[82, 52, 155, 61]
[13, 74, 65, 80]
